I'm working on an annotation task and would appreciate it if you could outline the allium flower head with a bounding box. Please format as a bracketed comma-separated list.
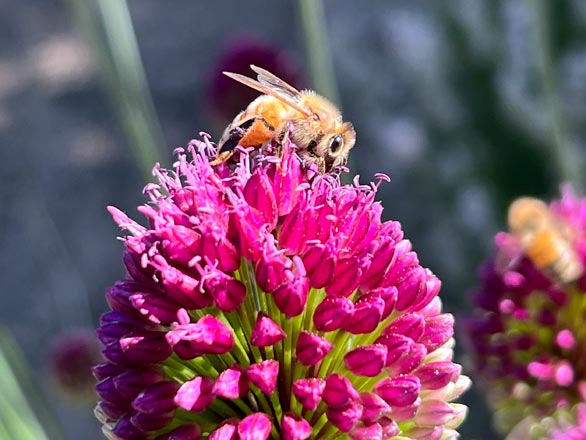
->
[463, 185, 586, 438]
[95, 136, 469, 439]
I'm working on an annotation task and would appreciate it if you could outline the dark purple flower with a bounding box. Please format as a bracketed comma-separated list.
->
[462, 185, 586, 438]
[48, 328, 102, 402]
[95, 135, 468, 439]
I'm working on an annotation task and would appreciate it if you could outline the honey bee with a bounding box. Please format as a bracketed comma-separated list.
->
[215, 65, 356, 173]
[506, 196, 583, 285]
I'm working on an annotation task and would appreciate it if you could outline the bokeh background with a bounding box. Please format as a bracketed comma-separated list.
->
[1, 0, 585, 439]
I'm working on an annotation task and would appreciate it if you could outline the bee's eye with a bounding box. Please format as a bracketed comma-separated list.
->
[329, 135, 344, 153]
[312, 113, 320, 121]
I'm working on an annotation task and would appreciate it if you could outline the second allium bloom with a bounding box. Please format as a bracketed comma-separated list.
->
[463, 186, 586, 438]
[95, 137, 469, 439]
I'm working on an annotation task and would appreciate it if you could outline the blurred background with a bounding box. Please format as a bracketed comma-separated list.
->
[1, 0, 585, 439]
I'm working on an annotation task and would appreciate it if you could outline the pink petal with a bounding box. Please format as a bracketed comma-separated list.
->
[174, 376, 215, 412]
[344, 344, 387, 377]
[238, 413, 272, 440]
[247, 360, 279, 395]
[251, 313, 286, 347]
[292, 378, 325, 410]
[323, 374, 360, 408]
[281, 413, 312, 440]
[296, 331, 333, 366]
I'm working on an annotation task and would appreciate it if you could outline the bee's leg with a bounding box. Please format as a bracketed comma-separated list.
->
[218, 118, 256, 153]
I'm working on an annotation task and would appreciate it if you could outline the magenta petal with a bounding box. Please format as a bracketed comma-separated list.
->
[382, 312, 425, 341]
[251, 313, 286, 347]
[414, 400, 456, 427]
[255, 246, 291, 293]
[296, 331, 333, 366]
[272, 257, 309, 317]
[281, 413, 312, 440]
[414, 362, 461, 390]
[344, 295, 385, 334]
[247, 360, 279, 395]
[174, 376, 215, 412]
[344, 344, 387, 377]
[326, 401, 363, 432]
[243, 168, 278, 231]
[213, 366, 249, 399]
[166, 315, 234, 359]
[279, 202, 309, 255]
[204, 271, 246, 313]
[379, 417, 400, 437]
[326, 257, 363, 297]
[292, 378, 325, 410]
[349, 422, 383, 440]
[154, 423, 203, 440]
[360, 392, 391, 423]
[131, 410, 174, 432]
[313, 296, 354, 332]
[130, 292, 180, 325]
[238, 413, 272, 440]
[302, 243, 336, 288]
[374, 376, 420, 407]
[323, 374, 360, 408]
[207, 420, 238, 440]
[113, 367, 165, 400]
[132, 380, 179, 414]
[418, 314, 454, 352]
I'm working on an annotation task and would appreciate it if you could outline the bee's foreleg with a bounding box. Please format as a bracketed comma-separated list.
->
[218, 118, 256, 153]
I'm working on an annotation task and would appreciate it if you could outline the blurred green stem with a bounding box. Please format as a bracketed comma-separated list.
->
[297, 0, 340, 104]
[0, 327, 64, 440]
[65, 0, 165, 180]
[528, 0, 582, 190]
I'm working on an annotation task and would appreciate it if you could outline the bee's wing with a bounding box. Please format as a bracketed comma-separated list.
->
[251, 65, 301, 98]
[223, 70, 312, 117]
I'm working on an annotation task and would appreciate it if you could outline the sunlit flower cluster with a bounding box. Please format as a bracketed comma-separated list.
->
[94, 136, 468, 439]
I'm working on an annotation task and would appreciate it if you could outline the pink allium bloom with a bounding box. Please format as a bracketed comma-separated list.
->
[462, 185, 586, 438]
[49, 328, 102, 402]
[95, 136, 469, 439]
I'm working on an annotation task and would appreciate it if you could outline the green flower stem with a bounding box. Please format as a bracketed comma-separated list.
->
[527, 0, 583, 191]
[296, 0, 339, 105]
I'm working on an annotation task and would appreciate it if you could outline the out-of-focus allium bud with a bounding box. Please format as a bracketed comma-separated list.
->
[208, 35, 304, 124]
[49, 329, 102, 402]
[462, 184, 586, 439]
[95, 136, 468, 439]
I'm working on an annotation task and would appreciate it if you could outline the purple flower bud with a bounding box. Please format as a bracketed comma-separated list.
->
[323, 374, 360, 408]
[281, 413, 312, 440]
[382, 312, 425, 340]
[414, 400, 458, 427]
[251, 313, 286, 347]
[292, 378, 325, 410]
[111, 415, 146, 440]
[175, 376, 216, 412]
[131, 410, 175, 432]
[113, 367, 165, 400]
[255, 242, 291, 293]
[96, 377, 128, 404]
[130, 291, 180, 325]
[202, 269, 246, 313]
[213, 366, 249, 399]
[296, 331, 333, 366]
[302, 243, 336, 288]
[93, 362, 124, 381]
[247, 360, 279, 395]
[349, 422, 383, 440]
[97, 400, 127, 419]
[374, 376, 421, 407]
[326, 401, 363, 432]
[359, 392, 391, 423]
[132, 380, 179, 414]
[313, 296, 354, 332]
[238, 413, 272, 440]
[344, 344, 387, 377]
[326, 256, 364, 297]
[154, 423, 202, 440]
[344, 294, 385, 334]
[272, 257, 309, 317]
[166, 314, 234, 359]
[415, 362, 461, 390]
[118, 332, 173, 365]
[207, 419, 238, 440]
